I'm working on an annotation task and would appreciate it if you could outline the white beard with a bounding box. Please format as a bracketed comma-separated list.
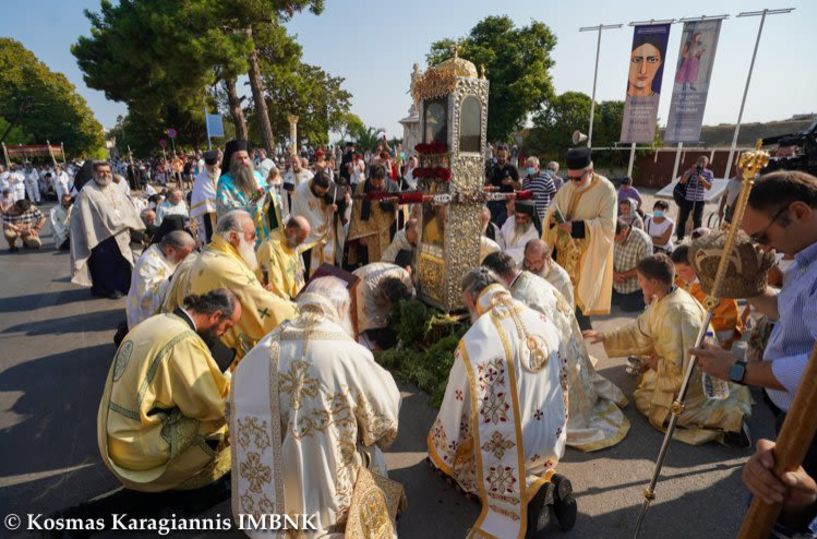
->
[238, 236, 258, 271]
[512, 221, 531, 245]
[95, 177, 111, 187]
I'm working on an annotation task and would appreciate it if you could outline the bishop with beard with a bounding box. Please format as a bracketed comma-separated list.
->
[186, 210, 296, 362]
[216, 140, 268, 244]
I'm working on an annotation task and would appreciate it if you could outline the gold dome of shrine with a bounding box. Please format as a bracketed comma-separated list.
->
[431, 48, 478, 79]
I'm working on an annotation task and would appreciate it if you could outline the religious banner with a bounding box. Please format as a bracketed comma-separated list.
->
[620, 23, 671, 144]
[664, 20, 723, 143]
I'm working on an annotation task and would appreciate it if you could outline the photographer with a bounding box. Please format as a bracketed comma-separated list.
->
[676, 155, 713, 241]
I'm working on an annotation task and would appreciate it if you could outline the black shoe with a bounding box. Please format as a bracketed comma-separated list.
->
[551, 474, 577, 531]
[9, 245, 18, 253]
[723, 422, 752, 449]
[525, 481, 554, 539]
[107, 290, 125, 300]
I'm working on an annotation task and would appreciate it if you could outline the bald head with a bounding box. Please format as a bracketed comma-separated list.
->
[523, 239, 552, 274]
[284, 215, 311, 248]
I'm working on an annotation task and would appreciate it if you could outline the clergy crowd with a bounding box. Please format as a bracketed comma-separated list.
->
[16, 134, 813, 537]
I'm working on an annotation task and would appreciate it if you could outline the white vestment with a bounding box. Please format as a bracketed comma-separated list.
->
[532, 261, 575, 310]
[126, 244, 176, 329]
[499, 219, 539, 265]
[24, 169, 40, 202]
[191, 169, 220, 243]
[54, 171, 72, 200]
[10, 172, 26, 202]
[70, 181, 146, 287]
[510, 271, 630, 451]
[230, 297, 403, 538]
[50, 205, 72, 246]
[428, 285, 567, 538]
[283, 169, 313, 190]
[290, 181, 335, 274]
[380, 229, 413, 264]
[352, 263, 414, 335]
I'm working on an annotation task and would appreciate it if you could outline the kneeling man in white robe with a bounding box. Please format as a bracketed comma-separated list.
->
[428, 268, 576, 538]
[230, 276, 405, 538]
[483, 251, 630, 452]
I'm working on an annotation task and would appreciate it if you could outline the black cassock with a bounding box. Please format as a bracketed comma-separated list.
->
[88, 236, 132, 297]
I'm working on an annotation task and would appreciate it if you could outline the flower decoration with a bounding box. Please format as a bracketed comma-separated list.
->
[411, 166, 451, 182]
[414, 142, 448, 155]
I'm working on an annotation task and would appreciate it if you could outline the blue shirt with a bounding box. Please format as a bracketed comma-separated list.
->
[765, 240, 817, 411]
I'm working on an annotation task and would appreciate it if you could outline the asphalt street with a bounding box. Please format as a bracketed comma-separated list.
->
[0, 200, 774, 538]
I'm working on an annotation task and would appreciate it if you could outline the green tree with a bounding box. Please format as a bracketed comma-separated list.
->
[206, 0, 325, 151]
[427, 16, 557, 143]
[0, 38, 104, 157]
[258, 63, 352, 147]
[525, 91, 624, 166]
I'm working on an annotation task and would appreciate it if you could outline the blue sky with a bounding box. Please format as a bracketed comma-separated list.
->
[2, 0, 814, 139]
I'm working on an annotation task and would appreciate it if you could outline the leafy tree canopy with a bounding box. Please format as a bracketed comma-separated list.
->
[427, 16, 557, 143]
[0, 38, 104, 157]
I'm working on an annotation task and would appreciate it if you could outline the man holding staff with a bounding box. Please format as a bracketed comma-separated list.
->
[692, 170, 817, 533]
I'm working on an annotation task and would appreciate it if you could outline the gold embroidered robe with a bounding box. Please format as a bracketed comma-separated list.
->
[230, 297, 403, 537]
[347, 183, 396, 264]
[255, 229, 305, 301]
[97, 313, 230, 492]
[510, 271, 630, 451]
[603, 287, 751, 445]
[428, 285, 567, 538]
[542, 173, 616, 316]
[187, 235, 296, 359]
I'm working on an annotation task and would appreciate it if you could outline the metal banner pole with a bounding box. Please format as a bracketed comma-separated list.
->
[723, 8, 794, 178]
[579, 23, 623, 148]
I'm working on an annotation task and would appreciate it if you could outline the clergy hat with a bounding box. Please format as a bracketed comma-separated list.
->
[220, 139, 249, 175]
[566, 147, 592, 170]
[515, 200, 542, 236]
[203, 150, 219, 165]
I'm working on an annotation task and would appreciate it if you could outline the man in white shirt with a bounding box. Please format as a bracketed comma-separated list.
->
[8, 166, 26, 202]
[23, 163, 41, 203]
[255, 149, 275, 180]
[155, 188, 189, 226]
[283, 154, 314, 191]
[53, 166, 72, 200]
[0, 166, 10, 194]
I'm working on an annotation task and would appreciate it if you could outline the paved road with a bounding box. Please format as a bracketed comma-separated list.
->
[0, 201, 774, 538]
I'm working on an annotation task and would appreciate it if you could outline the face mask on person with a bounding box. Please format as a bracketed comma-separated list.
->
[654, 210, 665, 218]
[526, 167, 537, 177]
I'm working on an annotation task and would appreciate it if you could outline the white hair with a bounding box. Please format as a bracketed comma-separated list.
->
[300, 276, 350, 313]
[216, 210, 251, 236]
[526, 156, 540, 168]
[546, 161, 559, 172]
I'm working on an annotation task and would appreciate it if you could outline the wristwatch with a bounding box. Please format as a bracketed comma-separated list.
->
[729, 360, 748, 385]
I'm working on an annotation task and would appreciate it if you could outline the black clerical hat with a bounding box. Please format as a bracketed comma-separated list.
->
[566, 147, 592, 170]
[220, 139, 249, 175]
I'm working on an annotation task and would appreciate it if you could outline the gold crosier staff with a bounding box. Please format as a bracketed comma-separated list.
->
[632, 140, 770, 538]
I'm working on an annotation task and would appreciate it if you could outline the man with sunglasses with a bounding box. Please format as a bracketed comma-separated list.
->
[543, 147, 617, 330]
[693, 171, 817, 522]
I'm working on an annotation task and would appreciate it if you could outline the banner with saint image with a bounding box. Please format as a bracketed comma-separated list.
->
[664, 20, 723, 143]
[619, 23, 671, 143]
